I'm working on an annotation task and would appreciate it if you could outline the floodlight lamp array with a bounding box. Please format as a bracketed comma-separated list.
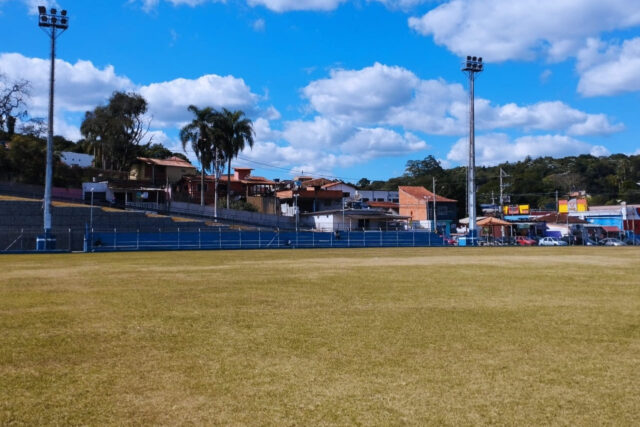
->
[38, 6, 69, 29]
[462, 55, 483, 72]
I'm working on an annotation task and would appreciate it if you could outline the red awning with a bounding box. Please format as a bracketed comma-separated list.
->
[602, 226, 620, 233]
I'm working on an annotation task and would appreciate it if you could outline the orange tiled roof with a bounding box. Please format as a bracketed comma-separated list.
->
[301, 178, 335, 188]
[399, 186, 457, 203]
[183, 174, 275, 185]
[367, 201, 399, 209]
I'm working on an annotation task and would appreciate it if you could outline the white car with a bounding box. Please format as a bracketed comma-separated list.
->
[538, 237, 568, 246]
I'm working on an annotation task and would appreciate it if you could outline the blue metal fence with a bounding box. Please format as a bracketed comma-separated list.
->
[86, 229, 447, 252]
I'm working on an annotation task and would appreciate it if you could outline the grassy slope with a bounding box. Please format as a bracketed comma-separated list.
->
[1, 247, 639, 425]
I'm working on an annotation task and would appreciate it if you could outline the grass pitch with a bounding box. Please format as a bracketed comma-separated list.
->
[1, 247, 639, 425]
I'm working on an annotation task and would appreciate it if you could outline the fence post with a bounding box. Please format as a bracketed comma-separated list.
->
[259, 228, 261, 249]
[178, 228, 181, 250]
[312, 231, 315, 248]
[68, 228, 71, 251]
[348, 230, 350, 248]
[114, 227, 117, 251]
[21, 228, 24, 251]
[396, 230, 399, 247]
[239, 229, 242, 249]
[137, 229, 140, 250]
[330, 230, 333, 247]
[380, 230, 382, 247]
[199, 228, 201, 250]
[219, 227, 222, 249]
[413, 229, 415, 247]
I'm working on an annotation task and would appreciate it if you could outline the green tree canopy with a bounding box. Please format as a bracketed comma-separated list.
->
[80, 91, 151, 172]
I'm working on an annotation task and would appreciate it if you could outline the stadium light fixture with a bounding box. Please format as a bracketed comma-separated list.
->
[461, 55, 483, 245]
[37, 5, 69, 250]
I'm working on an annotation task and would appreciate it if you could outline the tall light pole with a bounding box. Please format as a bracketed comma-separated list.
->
[461, 55, 483, 244]
[38, 6, 69, 249]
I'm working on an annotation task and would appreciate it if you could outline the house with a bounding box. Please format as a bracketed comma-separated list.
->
[398, 186, 457, 233]
[302, 208, 409, 231]
[129, 156, 196, 186]
[179, 167, 276, 205]
[569, 203, 640, 239]
[366, 201, 400, 215]
[60, 151, 94, 168]
[82, 180, 168, 206]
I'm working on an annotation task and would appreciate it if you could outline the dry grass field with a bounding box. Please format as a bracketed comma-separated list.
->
[1, 247, 639, 425]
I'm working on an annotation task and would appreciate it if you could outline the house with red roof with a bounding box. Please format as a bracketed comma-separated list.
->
[129, 156, 196, 186]
[178, 167, 276, 205]
[399, 186, 457, 233]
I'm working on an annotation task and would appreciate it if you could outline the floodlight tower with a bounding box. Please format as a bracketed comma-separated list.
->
[38, 6, 69, 249]
[461, 55, 483, 244]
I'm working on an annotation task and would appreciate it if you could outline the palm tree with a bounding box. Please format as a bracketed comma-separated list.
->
[180, 105, 216, 206]
[217, 108, 254, 208]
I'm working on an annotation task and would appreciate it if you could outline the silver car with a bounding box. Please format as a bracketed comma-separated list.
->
[538, 237, 568, 246]
[600, 238, 627, 246]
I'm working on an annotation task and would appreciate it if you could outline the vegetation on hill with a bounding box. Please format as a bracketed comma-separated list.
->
[359, 154, 640, 212]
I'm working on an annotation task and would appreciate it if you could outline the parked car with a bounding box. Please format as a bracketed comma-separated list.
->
[584, 238, 598, 246]
[538, 237, 568, 246]
[624, 236, 640, 246]
[442, 236, 457, 246]
[599, 238, 627, 246]
[495, 236, 516, 246]
[475, 236, 489, 246]
[515, 236, 536, 246]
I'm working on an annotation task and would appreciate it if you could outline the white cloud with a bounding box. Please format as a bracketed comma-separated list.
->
[340, 128, 428, 157]
[252, 18, 266, 32]
[139, 74, 259, 128]
[303, 63, 419, 123]
[302, 62, 623, 136]
[0, 53, 133, 117]
[446, 133, 610, 166]
[475, 101, 624, 136]
[246, 0, 346, 12]
[240, 140, 357, 175]
[368, 0, 429, 10]
[22, 0, 59, 15]
[408, 0, 640, 62]
[577, 37, 640, 96]
[0, 53, 261, 140]
[282, 117, 352, 148]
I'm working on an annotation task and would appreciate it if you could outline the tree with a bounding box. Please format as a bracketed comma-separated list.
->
[0, 74, 30, 137]
[357, 178, 371, 189]
[19, 118, 47, 138]
[216, 108, 254, 208]
[180, 105, 217, 207]
[405, 155, 443, 179]
[80, 91, 151, 171]
[140, 143, 174, 159]
[7, 134, 49, 184]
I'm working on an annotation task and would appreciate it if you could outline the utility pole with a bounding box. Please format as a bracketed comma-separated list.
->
[499, 168, 509, 217]
[432, 177, 437, 233]
[37, 6, 69, 250]
[462, 56, 483, 243]
[555, 190, 559, 212]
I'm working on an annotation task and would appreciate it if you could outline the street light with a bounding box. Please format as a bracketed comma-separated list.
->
[37, 6, 69, 250]
[461, 55, 483, 245]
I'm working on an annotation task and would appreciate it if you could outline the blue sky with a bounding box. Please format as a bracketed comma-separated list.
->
[1, 0, 640, 181]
